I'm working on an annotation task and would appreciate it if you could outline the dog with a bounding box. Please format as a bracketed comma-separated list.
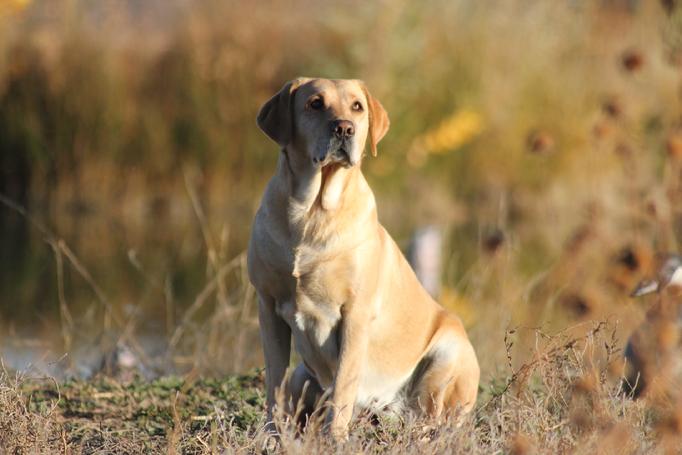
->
[247, 77, 480, 439]
[623, 254, 682, 399]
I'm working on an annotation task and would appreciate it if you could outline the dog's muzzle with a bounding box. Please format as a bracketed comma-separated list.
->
[315, 143, 353, 168]
[313, 148, 354, 167]
[330, 143, 354, 167]
[312, 119, 358, 167]
[313, 140, 356, 167]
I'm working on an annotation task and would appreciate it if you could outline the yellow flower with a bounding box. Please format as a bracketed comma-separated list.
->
[0, 0, 31, 15]
[408, 109, 484, 167]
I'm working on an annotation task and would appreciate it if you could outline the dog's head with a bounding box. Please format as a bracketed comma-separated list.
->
[257, 78, 389, 168]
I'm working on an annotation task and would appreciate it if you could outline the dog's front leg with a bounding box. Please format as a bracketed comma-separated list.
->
[326, 306, 370, 440]
[257, 293, 291, 433]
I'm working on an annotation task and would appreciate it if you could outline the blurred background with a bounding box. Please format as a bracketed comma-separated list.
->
[0, 0, 680, 383]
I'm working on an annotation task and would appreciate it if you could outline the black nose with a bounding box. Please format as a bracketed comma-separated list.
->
[332, 120, 355, 139]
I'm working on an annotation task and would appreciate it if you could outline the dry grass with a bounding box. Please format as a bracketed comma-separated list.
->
[2, 322, 681, 453]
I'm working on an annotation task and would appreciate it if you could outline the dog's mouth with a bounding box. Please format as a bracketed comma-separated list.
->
[314, 148, 353, 169]
[330, 147, 353, 168]
[313, 137, 356, 169]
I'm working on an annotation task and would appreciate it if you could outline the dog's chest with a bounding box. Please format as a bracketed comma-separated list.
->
[276, 292, 343, 387]
[276, 245, 358, 386]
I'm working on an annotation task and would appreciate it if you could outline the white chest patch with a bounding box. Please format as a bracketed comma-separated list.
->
[356, 367, 415, 412]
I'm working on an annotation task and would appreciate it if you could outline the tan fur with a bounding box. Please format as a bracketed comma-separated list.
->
[247, 78, 480, 439]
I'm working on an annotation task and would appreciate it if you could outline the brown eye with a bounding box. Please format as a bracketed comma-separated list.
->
[309, 97, 324, 110]
[352, 101, 363, 112]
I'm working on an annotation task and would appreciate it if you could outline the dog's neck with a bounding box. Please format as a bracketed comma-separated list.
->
[279, 147, 359, 213]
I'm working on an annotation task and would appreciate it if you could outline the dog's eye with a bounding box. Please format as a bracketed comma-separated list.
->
[309, 97, 324, 110]
[352, 101, 363, 112]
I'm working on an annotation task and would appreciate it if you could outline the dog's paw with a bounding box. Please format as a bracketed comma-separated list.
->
[333, 429, 350, 443]
[325, 423, 350, 443]
[418, 423, 438, 442]
[259, 421, 281, 453]
[260, 432, 281, 454]
[323, 411, 350, 442]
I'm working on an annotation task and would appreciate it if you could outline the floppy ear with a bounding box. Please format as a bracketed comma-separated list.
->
[362, 86, 390, 157]
[257, 78, 307, 147]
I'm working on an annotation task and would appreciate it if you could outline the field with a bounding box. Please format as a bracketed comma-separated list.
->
[1, 0, 682, 453]
[2, 322, 681, 453]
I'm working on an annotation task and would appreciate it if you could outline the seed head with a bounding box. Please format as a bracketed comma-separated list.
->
[621, 50, 644, 72]
[483, 228, 505, 255]
[526, 130, 555, 155]
[603, 97, 623, 118]
[560, 292, 596, 318]
[665, 132, 682, 161]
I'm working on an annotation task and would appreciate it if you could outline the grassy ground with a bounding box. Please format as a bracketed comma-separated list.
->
[2, 322, 680, 454]
[1, 370, 266, 453]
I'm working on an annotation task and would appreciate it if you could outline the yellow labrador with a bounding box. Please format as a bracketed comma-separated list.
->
[247, 77, 479, 438]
